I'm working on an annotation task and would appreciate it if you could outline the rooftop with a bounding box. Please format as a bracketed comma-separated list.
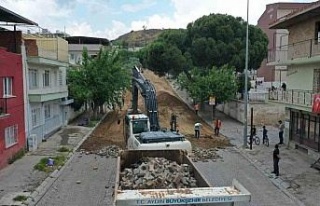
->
[0, 5, 38, 25]
[65, 36, 109, 46]
[270, 1, 320, 29]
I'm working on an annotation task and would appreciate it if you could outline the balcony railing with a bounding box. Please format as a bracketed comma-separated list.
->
[0, 98, 8, 116]
[268, 38, 320, 63]
[268, 89, 314, 107]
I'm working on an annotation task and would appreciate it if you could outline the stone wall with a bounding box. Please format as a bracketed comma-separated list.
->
[216, 100, 286, 126]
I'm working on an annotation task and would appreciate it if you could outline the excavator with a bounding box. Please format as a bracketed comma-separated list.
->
[123, 66, 192, 152]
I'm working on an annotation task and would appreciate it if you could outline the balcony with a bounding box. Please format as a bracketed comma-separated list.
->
[0, 98, 8, 117]
[29, 85, 68, 102]
[267, 38, 320, 65]
[24, 36, 68, 63]
[268, 89, 314, 107]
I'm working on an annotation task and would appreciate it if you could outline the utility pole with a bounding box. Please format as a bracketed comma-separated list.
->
[243, 0, 250, 148]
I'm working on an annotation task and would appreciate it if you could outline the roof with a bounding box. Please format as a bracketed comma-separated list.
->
[0, 5, 38, 25]
[269, 1, 320, 29]
[65, 36, 109, 46]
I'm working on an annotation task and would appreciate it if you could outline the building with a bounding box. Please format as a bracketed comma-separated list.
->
[23, 34, 72, 148]
[0, 6, 38, 169]
[268, 1, 320, 158]
[257, 2, 309, 84]
[65, 36, 109, 65]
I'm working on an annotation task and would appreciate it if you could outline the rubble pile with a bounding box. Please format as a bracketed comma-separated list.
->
[119, 157, 197, 190]
[80, 145, 121, 158]
[192, 148, 221, 162]
[95, 145, 121, 157]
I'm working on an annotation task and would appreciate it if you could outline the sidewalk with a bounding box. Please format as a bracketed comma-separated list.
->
[0, 125, 93, 206]
[171, 81, 320, 206]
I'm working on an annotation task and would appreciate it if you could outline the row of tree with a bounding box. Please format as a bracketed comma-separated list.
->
[138, 13, 268, 106]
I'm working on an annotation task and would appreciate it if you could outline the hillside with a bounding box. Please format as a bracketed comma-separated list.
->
[112, 29, 165, 47]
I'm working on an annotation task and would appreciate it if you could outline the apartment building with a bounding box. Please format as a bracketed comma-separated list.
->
[268, 1, 320, 158]
[257, 2, 309, 83]
[0, 6, 37, 169]
[65, 36, 109, 65]
[23, 34, 72, 147]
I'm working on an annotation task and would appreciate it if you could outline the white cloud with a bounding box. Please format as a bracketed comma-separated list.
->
[122, 0, 156, 12]
[1, 0, 71, 27]
[66, 20, 128, 40]
[129, 0, 316, 33]
[0, 0, 316, 39]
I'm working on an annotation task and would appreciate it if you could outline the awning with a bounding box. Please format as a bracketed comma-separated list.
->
[0, 5, 38, 25]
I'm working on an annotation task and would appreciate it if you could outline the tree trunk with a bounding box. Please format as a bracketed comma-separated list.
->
[212, 104, 216, 119]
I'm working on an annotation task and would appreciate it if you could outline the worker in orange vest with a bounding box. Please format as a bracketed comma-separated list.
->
[194, 103, 199, 115]
[214, 119, 222, 136]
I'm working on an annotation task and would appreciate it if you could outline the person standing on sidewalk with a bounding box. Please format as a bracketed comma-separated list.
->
[278, 120, 284, 144]
[194, 122, 202, 139]
[194, 103, 199, 115]
[214, 119, 222, 136]
[272, 144, 280, 177]
[262, 125, 268, 144]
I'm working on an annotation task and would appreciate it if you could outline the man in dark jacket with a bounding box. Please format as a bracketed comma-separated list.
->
[272, 144, 280, 177]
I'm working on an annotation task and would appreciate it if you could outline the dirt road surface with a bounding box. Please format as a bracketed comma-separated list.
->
[80, 69, 230, 151]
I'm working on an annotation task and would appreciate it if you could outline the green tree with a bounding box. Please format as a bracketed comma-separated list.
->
[177, 65, 237, 117]
[144, 41, 186, 77]
[67, 48, 131, 119]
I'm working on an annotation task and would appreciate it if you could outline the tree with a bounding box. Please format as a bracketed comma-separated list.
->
[186, 14, 268, 72]
[144, 41, 186, 77]
[177, 65, 237, 117]
[67, 48, 131, 119]
[141, 13, 268, 75]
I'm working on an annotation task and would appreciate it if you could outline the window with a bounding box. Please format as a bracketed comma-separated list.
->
[132, 120, 149, 134]
[5, 125, 18, 148]
[315, 21, 320, 43]
[44, 104, 51, 120]
[43, 70, 50, 87]
[313, 69, 320, 93]
[31, 108, 40, 127]
[29, 69, 38, 89]
[58, 71, 63, 86]
[3, 77, 13, 97]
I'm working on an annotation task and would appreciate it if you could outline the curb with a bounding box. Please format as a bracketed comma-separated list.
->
[25, 113, 108, 206]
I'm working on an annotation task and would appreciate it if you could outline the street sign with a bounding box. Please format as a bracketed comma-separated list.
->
[209, 96, 216, 105]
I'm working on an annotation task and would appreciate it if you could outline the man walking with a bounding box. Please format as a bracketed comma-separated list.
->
[194, 122, 202, 139]
[278, 120, 284, 144]
[272, 144, 280, 177]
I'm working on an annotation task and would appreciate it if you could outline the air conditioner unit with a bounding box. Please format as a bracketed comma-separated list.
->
[28, 134, 38, 152]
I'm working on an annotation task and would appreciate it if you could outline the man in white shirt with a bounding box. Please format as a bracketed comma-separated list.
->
[194, 122, 202, 139]
[278, 120, 284, 144]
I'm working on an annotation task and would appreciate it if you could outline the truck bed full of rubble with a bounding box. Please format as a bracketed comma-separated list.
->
[119, 157, 197, 190]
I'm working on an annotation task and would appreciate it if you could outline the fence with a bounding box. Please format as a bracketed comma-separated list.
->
[268, 89, 313, 107]
[268, 38, 320, 63]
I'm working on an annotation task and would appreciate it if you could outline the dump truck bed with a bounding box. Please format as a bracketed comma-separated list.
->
[113, 150, 251, 206]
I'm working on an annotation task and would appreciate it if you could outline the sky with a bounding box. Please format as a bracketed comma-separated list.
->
[0, 0, 316, 40]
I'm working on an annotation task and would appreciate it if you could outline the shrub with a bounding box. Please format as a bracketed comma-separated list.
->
[13, 195, 28, 202]
[34, 155, 66, 173]
[58, 146, 70, 152]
